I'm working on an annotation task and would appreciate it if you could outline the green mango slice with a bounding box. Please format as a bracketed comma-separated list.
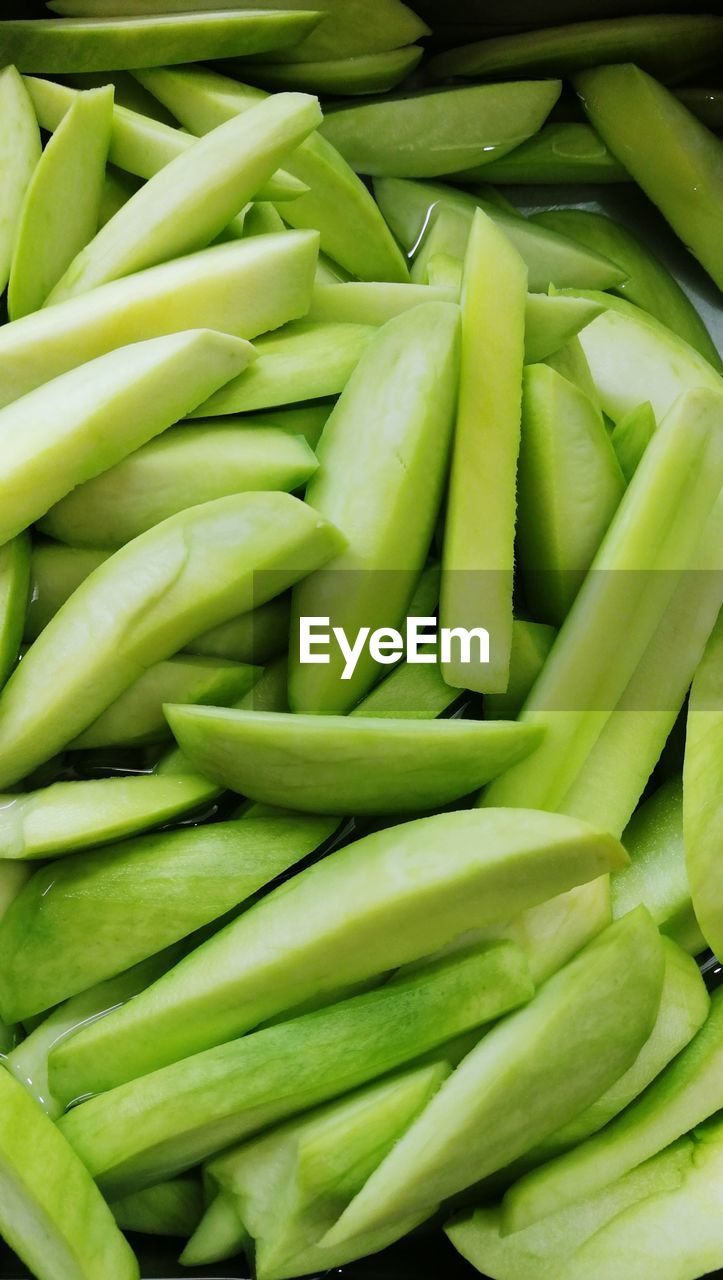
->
[319, 81, 561, 177]
[324, 907, 664, 1245]
[555, 1114, 723, 1280]
[610, 401, 656, 482]
[522, 293, 603, 364]
[612, 777, 706, 954]
[482, 387, 723, 816]
[0, 1066, 139, 1279]
[192, 320, 374, 417]
[180, 1192, 248, 1267]
[446, 1139, 694, 1280]
[467, 123, 626, 184]
[0, 812, 335, 1022]
[112, 1176, 203, 1239]
[209, 1062, 448, 1279]
[373, 177, 626, 292]
[441, 208, 526, 692]
[0, 12, 320, 73]
[427, 14, 723, 84]
[0, 329, 251, 548]
[516, 363, 626, 625]
[242, 45, 423, 96]
[575, 64, 723, 290]
[8, 86, 113, 321]
[0, 232, 319, 410]
[244, 403, 332, 447]
[164, 706, 543, 814]
[186, 596, 291, 667]
[501, 985, 723, 1234]
[534, 208, 721, 369]
[348, 653, 458, 720]
[40, 423, 318, 548]
[55, 943, 532, 1194]
[48, 808, 624, 1100]
[0, 534, 31, 689]
[134, 64, 409, 282]
[47, 91, 322, 303]
[26, 543, 109, 641]
[48, 0, 429, 63]
[289, 303, 459, 713]
[683, 612, 723, 961]
[545, 333, 601, 408]
[0, 66, 41, 294]
[99, 165, 141, 226]
[0, 492, 343, 789]
[484, 620, 557, 722]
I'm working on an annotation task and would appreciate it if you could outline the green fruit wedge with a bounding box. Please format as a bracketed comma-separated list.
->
[48, 808, 625, 1099]
[0, 533, 30, 689]
[610, 401, 656, 482]
[180, 1193, 248, 1267]
[523, 293, 603, 364]
[56, 943, 532, 1194]
[469, 123, 626, 184]
[0, 329, 251, 548]
[8, 86, 113, 320]
[243, 44, 424, 97]
[0, 66, 41, 294]
[324, 907, 664, 1244]
[684, 612, 723, 960]
[185, 596, 291, 667]
[112, 1176, 203, 1239]
[0, 493, 344, 788]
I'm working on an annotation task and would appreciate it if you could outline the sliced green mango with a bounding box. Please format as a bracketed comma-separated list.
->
[49, 808, 624, 1099]
[243, 45, 423, 96]
[482, 387, 723, 816]
[0, 233, 319, 410]
[427, 15, 723, 83]
[0, 66, 41, 295]
[575, 64, 723, 290]
[0, 811, 334, 1024]
[134, 64, 409, 282]
[210, 1062, 448, 1279]
[556, 1114, 723, 1280]
[446, 1139, 694, 1280]
[372, 177, 627, 293]
[237, 654, 290, 715]
[516, 363, 626, 625]
[8, 86, 112, 321]
[0, 534, 30, 689]
[99, 165, 141, 227]
[47, 92, 322, 303]
[467, 123, 626, 184]
[165, 706, 543, 814]
[185, 595, 291, 667]
[243, 402, 332, 447]
[5, 947, 188, 1119]
[612, 777, 705, 954]
[523, 293, 603, 364]
[0, 773, 218, 864]
[113, 1176, 203, 1239]
[349, 653, 458, 720]
[611, 401, 656, 482]
[683, 611, 723, 960]
[49, 0, 429, 62]
[26, 543, 109, 642]
[0, 12, 320, 73]
[0, 493, 343, 789]
[325, 907, 664, 1244]
[441, 208, 526, 692]
[56, 943, 532, 1194]
[484, 621, 556, 723]
[40, 423, 318, 548]
[0, 329, 251, 548]
[544, 334, 601, 408]
[180, 1192, 248, 1267]
[72, 656, 259, 749]
[502, 985, 723, 1234]
[192, 321, 374, 417]
[534, 208, 721, 369]
[0, 1067, 139, 1279]
[319, 81, 560, 177]
[307, 281, 458, 325]
[290, 303, 459, 712]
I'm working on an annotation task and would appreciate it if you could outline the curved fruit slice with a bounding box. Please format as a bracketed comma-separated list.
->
[468, 124, 626, 184]
[0, 534, 30, 688]
[180, 1192, 248, 1267]
[683, 612, 723, 961]
[48, 808, 625, 1099]
[164, 706, 543, 814]
[112, 1176, 203, 1239]
[0, 66, 41, 294]
[244, 45, 423, 96]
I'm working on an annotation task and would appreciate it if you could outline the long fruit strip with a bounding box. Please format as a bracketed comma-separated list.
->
[0, 492, 344, 789]
[56, 944, 532, 1196]
[240, 44, 423, 98]
[0, 67, 41, 294]
[481, 387, 723, 814]
[135, 64, 408, 282]
[0, 535, 30, 690]
[0, 329, 251, 548]
[0, 11, 320, 72]
[47, 809, 626, 1100]
[574, 63, 723, 289]
[441, 207, 527, 692]
[0, 233, 320, 411]
[683, 611, 723, 960]
[468, 123, 626, 184]
[47, 91, 322, 303]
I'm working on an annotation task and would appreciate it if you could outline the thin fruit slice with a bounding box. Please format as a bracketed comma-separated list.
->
[48, 808, 625, 1099]
[112, 1176, 203, 1239]
[683, 612, 723, 960]
[180, 1192, 248, 1267]
[470, 123, 625, 184]
[242, 45, 424, 96]
[0, 534, 30, 689]
[0, 66, 41, 294]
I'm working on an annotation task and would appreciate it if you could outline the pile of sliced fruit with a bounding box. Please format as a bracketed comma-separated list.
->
[0, 2, 720, 1279]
